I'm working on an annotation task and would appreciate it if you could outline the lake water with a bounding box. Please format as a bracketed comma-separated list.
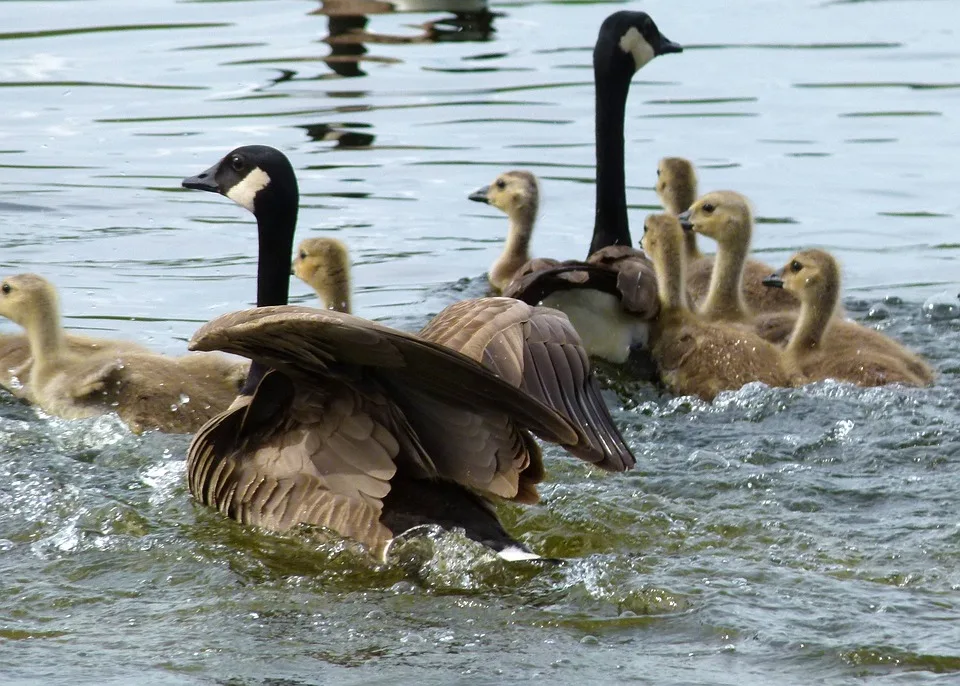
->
[1, 0, 959, 683]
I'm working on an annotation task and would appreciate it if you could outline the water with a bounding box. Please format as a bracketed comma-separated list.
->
[1, 0, 959, 683]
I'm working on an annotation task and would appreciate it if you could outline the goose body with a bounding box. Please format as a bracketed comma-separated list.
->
[678, 190, 799, 317]
[764, 250, 933, 387]
[0, 274, 247, 433]
[641, 215, 797, 401]
[183, 145, 635, 560]
[479, 11, 680, 368]
[0, 328, 150, 398]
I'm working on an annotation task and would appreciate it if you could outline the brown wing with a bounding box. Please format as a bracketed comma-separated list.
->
[419, 297, 635, 471]
[501, 248, 659, 321]
[188, 305, 577, 446]
[586, 246, 660, 318]
[187, 371, 415, 557]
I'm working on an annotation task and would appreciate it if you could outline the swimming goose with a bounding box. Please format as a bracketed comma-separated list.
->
[0, 326, 150, 399]
[678, 191, 799, 318]
[764, 249, 934, 387]
[468, 170, 540, 292]
[0, 273, 248, 433]
[182, 144, 636, 560]
[489, 12, 680, 368]
[641, 214, 798, 401]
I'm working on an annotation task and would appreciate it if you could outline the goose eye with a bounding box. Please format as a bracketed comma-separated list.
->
[0, 283, 9, 295]
[495, 179, 506, 190]
[299, 250, 307, 260]
[230, 156, 244, 172]
[790, 260, 802, 273]
[702, 203, 715, 214]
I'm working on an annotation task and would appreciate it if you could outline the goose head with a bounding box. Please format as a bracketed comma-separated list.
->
[641, 214, 688, 310]
[182, 145, 299, 223]
[677, 190, 753, 249]
[595, 11, 682, 78]
[641, 214, 685, 272]
[0, 274, 58, 330]
[468, 171, 540, 220]
[292, 237, 352, 313]
[656, 157, 698, 216]
[763, 249, 840, 306]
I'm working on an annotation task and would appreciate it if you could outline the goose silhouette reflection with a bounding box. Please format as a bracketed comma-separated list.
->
[312, 0, 495, 78]
[274, 0, 496, 147]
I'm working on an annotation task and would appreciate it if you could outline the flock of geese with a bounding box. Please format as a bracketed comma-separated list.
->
[0, 11, 935, 561]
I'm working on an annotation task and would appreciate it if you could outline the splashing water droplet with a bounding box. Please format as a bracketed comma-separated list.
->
[922, 290, 960, 321]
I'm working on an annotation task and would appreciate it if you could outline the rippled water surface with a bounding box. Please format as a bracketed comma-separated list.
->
[2, 0, 959, 683]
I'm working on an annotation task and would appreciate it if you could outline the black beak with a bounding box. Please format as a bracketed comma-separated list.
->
[182, 162, 221, 193]
[677, 209, 693, 231]
[762, 270, 785, 289]
[656, 34, 683, 56]
[468, 185, 490, 204]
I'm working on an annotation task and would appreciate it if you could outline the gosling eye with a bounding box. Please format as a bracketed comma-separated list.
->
[495, 179, 506, 190]
[701, 203, 716, 214]
[790, 260, 802, 273]
[656, 168, 661, 177]
[642, 224, 649, 234]
[298, 250, 307, 260]
[0, 283, 9, 295]
[229, 155, 244, 172]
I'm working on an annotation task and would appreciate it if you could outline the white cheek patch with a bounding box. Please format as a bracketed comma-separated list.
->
[619, 27, 655, 71]
[226, 167, 271, 213]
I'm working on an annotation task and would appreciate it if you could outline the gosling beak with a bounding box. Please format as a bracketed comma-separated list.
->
[182, 162, 221, 193]
[468, 185, 491, 204]
[762, 270, 785, 289]
[656, 34, 683, 56]
[677, 209, 693, 231]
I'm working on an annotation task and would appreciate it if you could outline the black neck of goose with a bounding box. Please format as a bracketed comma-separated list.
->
[590, 72, 632, 256]
[255, 206, 296, 308]
[242, 193, 298, 395]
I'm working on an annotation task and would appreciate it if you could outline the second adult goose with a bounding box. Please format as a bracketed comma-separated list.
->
[641, 214, 797, 401]
[491, 11, 681, 368]
[182, 144, 636, 561]
[0, 273, 247, 433]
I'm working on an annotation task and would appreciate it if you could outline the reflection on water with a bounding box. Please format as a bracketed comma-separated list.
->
[311, 0, 496, 78]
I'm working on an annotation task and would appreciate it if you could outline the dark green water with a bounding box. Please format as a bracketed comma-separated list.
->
[1, 0, 959, 683]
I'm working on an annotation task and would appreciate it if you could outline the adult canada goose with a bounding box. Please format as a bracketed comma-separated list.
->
[0, 273, 248, 433]
[292, 237, 352, 312]
[182, 144, 635, 560]
[764, 250, 934, 387]
[678, 191, 799, 320]
[641, 214, 798, 401]
[488, 12, 680, 368]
